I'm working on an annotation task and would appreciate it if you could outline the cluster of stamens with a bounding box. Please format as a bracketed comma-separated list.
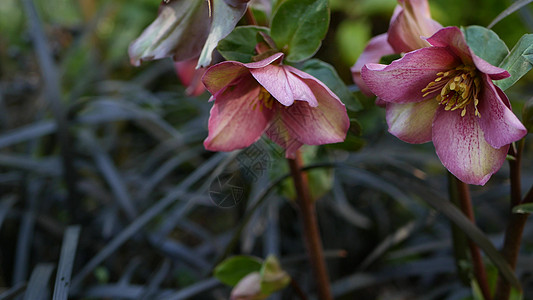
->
[421, 65, 481, 117]
[250, 87, 275, 111]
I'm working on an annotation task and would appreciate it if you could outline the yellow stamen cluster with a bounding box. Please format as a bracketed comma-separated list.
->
[421, 65, 481, 117]
[250, 87, 275, 111]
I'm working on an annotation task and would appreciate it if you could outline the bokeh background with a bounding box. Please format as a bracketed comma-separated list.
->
[1, 0, 533, 299]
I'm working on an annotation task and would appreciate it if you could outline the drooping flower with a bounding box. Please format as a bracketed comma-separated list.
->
[351, 0, 442, 95]
[361, 26, 527, 185]
[129, 0, 247, 67]
[202, 53, 349, 158]
[174, 57, 206, 96]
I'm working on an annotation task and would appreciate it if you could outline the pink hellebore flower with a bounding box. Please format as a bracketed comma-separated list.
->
[361, 27, 527, 185]
[202, 53, 349, 158]
[351, 0, 442, 96]
[174, 57, 206, 96]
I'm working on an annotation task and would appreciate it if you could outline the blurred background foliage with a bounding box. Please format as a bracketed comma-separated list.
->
[0, 0, 533, 299]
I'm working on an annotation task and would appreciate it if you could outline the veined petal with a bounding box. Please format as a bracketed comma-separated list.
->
[386, 100, 439, 144]
[265, 116, 303, 158]
[278, 84, 349, 146]
[471, 54, 510, 80]
[244, 52, 284, 69]
[425, 26, 473, 64]
[433, 106, 508, 185]
[388, 0, 442, 53]
[361, 47, 459, 103]
[204, 75, 274, 151]
[250, 64, 317, 107]
[477, 74, 527, 148]
[202, 61, 249, 95]
[350, 34, 395, 96]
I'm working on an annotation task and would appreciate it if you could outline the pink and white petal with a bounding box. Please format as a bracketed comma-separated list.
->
[432, 106, 508, 185]
[425, 27, 473, 63]
[175, 58, 206, 96]
[244, 52, 284, 69]
[204, 77, 274, 152]
[386, 100, 439, 144]
[285, 65, 340, 106]
[265, 116, 303, 158]
[361, 47, 459, 103]
[202, 61, 248, 95]
[350, 34, 395, 96]
[477, 75, 527, 148]
[388, 12, 430, 53]
[279, 92, 349, 147]
[471, 54, 510, 80]
[250, 64, 317, 107]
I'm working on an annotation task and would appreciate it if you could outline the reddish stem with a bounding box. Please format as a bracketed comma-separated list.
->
[495, 140, 528, 299]
[456, 178, 492, 300]
[287, 152, 332, 300]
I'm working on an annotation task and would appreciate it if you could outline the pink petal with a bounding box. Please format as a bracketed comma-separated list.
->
[202, 61, 249, 95]
[425, 27, 473, 64]
[250, 64, 317, 107]
[265, 116, 303, 158]
[432, 106, 508, 185]
[386, 100, 439, 144]
[278, 81, 349, 146]
[471, 54, 510, 80]
[350, 34, 395, 96]
[204, 75, 274, 151]
[361, 47, 459, 103]
[244, 52, 284, 69]
[477, 74, 527, 148]
[174, 58, 206, 96]
[387, 0, 442, 52]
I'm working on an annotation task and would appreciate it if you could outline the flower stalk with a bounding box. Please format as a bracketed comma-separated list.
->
[287, 151, 332, 300]
[455, 177, 492, 300]
[495, 139, 528, 300]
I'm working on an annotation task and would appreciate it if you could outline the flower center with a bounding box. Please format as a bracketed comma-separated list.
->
[421, 65, 481, 117]
[250, 87, 275, 111]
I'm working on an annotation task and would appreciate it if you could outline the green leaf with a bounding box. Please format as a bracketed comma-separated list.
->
[523, 44, 533, 65]
[260, 255, 291, 294]
[301, 59, 362, 111]
[495, 34, 533, 91]
[463, 25, 509, 67]
[270, 0, 329, 62]
[214, 255, 262, 286]
[197, 0, 247, 67]
[512, 203, 533, 214]
[217, 26, 270, 63]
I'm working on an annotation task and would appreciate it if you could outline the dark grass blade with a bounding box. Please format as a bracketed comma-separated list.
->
[23, 264, 55, 300]
[81, 131, 138, 220]
[0, 154, 61, 176]
[156, 278, 220, 300]
[71, 153, 226, 289]
[13, 181, 41, 284]
[52, 226, 81, 300]
[0, 121, 56, 149]
[0, 283, 27, 300]
[488, 0, 533, 28]
[139, 259, 171, 300]
[0, 196, 17, 231]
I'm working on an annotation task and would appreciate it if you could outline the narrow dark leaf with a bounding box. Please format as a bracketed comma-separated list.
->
[81, 131, 138, 220]
[156, 278, 220, 300]
[0, 121, 56, 149]
[139, 259, 172, 300]
[23, 264, 55, 300]
[71, 153, 226, 289]
[488, 0, 533, 28]
[0, 196, 17, 231]
[53, 226, 81, 300]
